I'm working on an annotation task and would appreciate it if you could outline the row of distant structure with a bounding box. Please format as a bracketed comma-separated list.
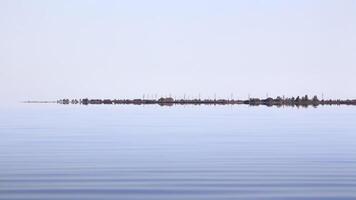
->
[93, 93, 327, 101]
[55, 95, 356, 107]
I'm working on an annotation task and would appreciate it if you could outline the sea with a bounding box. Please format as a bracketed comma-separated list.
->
[1, 103, 356, 200]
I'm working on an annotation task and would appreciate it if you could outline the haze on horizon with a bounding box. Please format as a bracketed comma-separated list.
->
[0, 0, 355, 103]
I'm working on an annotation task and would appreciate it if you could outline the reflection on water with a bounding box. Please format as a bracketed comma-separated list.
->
[1, 104, 356, 200]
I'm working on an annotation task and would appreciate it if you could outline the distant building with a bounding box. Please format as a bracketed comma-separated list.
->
[158, 97, 174, 103]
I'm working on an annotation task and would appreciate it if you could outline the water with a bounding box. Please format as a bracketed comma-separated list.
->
[1, 104, 356, 200]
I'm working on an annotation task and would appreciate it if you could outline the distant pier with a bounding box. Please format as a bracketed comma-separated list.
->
[55, 95, 356, 107]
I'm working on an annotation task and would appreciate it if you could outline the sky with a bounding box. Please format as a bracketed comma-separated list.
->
[0, 0, 355, 102]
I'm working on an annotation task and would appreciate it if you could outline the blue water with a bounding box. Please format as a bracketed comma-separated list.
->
[1, 104, 356, 200]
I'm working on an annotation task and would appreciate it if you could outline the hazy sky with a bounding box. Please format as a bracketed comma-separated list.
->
[1, 0, 355, 102]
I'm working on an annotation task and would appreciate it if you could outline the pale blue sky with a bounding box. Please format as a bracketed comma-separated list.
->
[0, 0, 355, 102]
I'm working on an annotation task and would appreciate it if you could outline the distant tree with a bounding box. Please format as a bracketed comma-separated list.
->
[312, 95, 319, 102]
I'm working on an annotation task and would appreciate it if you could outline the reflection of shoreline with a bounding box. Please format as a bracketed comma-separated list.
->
[51, 96, 356, 107]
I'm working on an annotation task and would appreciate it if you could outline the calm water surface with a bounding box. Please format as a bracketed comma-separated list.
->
[1, 104, 356, 200]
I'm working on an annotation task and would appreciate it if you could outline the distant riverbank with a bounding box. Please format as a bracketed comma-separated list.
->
[52, 95, 356, 107]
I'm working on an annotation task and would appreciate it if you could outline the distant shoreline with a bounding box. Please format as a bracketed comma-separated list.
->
[26, 96, 356, 107]
[22, 101, 57, 104]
